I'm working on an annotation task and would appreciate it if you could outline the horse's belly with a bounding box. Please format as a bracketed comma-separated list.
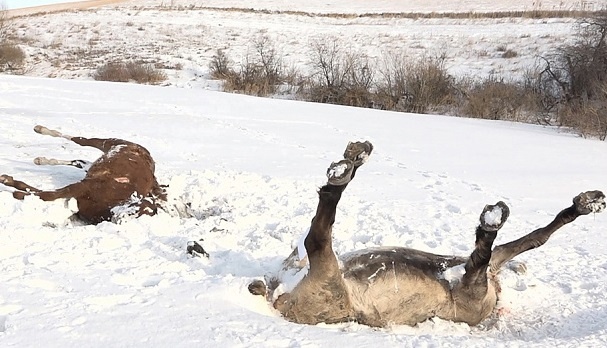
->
[344, 271, 452, 326]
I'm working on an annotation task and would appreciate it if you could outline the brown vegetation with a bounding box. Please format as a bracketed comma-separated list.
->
[209, 36, 292, 96]
[93, 61, 167, 84]
[0, 4, 25, 73]
[209, 11, 607, 140]
[537, 11, 607, 139]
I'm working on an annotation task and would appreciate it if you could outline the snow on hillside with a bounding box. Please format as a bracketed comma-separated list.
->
[8, 0, 586, 90]
[0, 75, 606, 347]
[134, 0, 601, 13]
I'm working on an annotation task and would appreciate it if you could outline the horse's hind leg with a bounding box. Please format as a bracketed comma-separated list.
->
[489, 190, 605, 273]
[450, 201, 510, 324]
[34, 157, 93, 172]
[34, 125, 132, 153]
[461, 201, 510, 290]
[0, 174, 82, 201]
[0, 174, 42, 193]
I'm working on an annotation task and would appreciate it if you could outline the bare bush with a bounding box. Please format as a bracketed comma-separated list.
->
[459, 76, 537, 121]
[211, 36, 289, 96]
[376, 53, 455, 113]
[0, 3, 26, 73]
[209, 49, 232, 79]
[502, 49, 518, 58]
[93, 61, 167, 84]
[538, 11, 607, 138]
[303, 38, 376, 107]
[0, 43, 25, 72]
[559, 100, 607, 140]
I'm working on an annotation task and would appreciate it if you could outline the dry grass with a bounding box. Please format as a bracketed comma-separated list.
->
[0, 43, 25, 72]
[155, 6, 596, 20]
[93, 61, 167, 84]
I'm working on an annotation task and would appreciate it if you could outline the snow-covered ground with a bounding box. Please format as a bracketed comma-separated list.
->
[1, 0, 607, 347]
[1, 73, 606, 347]
[7, 0, 593, 89]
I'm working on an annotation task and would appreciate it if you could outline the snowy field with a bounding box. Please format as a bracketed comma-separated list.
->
[7, 0, 598, 88]
[2, 0, 607, 347]
[0, 73, 606, 347]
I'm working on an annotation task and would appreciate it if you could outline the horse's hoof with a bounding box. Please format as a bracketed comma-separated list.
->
[343, 141, 373, 167]
[248, 280, 267, 296]
[186, 240, 209, 258]
[480, 201, 510, 232]
[573, 190, 605, 215]
[0, 174, 13, 184]
[327, 159, 354, 186]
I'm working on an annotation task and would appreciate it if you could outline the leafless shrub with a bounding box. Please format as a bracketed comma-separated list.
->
[559, 98, 607, 140]
[209, 49, 232, 79]
[0, 3, 26, 73]
[211, 36, 289, 96]
[93, 61, 167, 84]
[502, 49, 518, 58]
[538, 11, 607, 139]
[0, 43, 25, 72]
[375, 53, 456, 113]
[459, 76, 537, 121]
[303, 38, 376, 107]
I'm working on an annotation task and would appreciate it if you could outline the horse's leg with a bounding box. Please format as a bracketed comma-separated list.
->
[275, 157, 363, 324]
[248, 141, 373, 298]
[0, 174, 83, 201]
[306, 141, 373, 274]
[489, 190, 605, 273]
[0, 174, 42, 193]
[34, 125, 132, 154]
[34, 157, 92, 171]
[450, 201, 510, 325]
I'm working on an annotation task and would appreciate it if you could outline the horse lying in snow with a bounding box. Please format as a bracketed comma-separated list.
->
[248, 141, 606, 327]
[0, 125, 167, 224]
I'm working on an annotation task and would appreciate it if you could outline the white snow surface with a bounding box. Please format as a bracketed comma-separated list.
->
[1, 0, 607, 346]
[1, 73, 607, 347]
[483, 205, 503, 226]
[8, 0, 591, 87]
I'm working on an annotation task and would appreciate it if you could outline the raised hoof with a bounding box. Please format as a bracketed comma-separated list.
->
[248, 280, 267, 296]
[326, 159, 354, 186]
[343, 141, 373, 167]
[0, 174, 13, 185]
[479, 201, 510, 232]
[186, 240, 209, 258]
[573, 190, 605, 215]
[34, 125, 56, 135]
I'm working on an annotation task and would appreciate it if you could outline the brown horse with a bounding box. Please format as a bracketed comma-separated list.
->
[249, 141, 605, 327]
[0, 125, 166, 224]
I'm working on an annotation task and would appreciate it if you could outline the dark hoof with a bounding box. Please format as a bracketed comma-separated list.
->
[326, 159, 354, 186]
[248, 280, 267, 296]
[13, 191, 27, 200]
[479, 201, 510, 232]
[343, 141, 373, 167]
[187, 240, 209, 258]
[573, 190, 605, 215]
[0, 174, 13, 184]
